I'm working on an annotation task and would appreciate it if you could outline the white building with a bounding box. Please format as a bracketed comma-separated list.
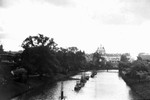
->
[96, 45, 121, 63]
[138, 53, 150, 61]
[85, 45, 130, 64]
[103, 54, 121, 63]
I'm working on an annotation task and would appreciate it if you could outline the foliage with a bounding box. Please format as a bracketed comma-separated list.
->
[21, 46, 59, 76]
[21, 34, 57, 50]
[120, 54, 129, 62]
[13, 53, 22, 69]
[106, 61, 113, 68]
[92, 52, 105, 67]
[18, 34, 89, 79]
[20, 34, 60, 80]
[11, 34, 101, 83]
[131, 60, 149, 72]
[137, 56, 142, 61]
[118, 61, 131, 71]
[56, 47, 86, 74]
[121, 60, 149, 79]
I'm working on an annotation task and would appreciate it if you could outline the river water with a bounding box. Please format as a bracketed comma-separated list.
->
[13, 70, 142, 100]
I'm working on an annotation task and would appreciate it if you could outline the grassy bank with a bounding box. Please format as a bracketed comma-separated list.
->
[0, 61, 82, 100]
[119, 71, 150, 99]
[1, 64, 92, 100]
[10, 70, 80, 99]
[0, 79, 29, 100]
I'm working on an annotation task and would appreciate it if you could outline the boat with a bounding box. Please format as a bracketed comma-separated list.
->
[74, 80, 82, 91]
[74, 71, 89, 91]
[91, 74, 95, 78]
[85, 76, 89, 80]
[91, 70, 97, 78]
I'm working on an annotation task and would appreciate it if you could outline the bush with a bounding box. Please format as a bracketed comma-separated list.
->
[118, 61, 131, 71]
[126, 60, 149, 79]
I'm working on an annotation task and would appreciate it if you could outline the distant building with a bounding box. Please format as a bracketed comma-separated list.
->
[138, 53, 150, 61]
[123, 53, 131, 60]
[85, 45, 131, 67]
[96, 45, 106, 55]
[85, 45, 106, 63]
[96, 45, 121, 63]
[0, 45, 22, 64]
[103, 53, 121, 63]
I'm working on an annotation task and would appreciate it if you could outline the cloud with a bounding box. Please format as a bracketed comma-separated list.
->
[36, 0, 73, 6]
[0, 0, 15, 8]
[0, 33, 6, 39]
[78, 0, 136, 25]
[85, 0, 150, 25]
[0, 26, 6, 39]
[0, 0, 20, 8]
[0, 0, 4, 7]
[120, 0, 150, 20]
[0, 0, 73, 8]
[0, 26, 2, 31]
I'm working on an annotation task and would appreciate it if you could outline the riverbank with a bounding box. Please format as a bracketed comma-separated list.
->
[13, 70, 143, 100]
[9, 70, 81, 100]
[119, 71, 150, 99]
[0, 63, 31, 100]
[0, 79, 29, 100]
[3, 68, 98, 100]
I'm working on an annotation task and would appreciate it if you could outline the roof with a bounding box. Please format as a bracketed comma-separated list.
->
[105, 53, 121, 57]
[139, 54, 150, 60]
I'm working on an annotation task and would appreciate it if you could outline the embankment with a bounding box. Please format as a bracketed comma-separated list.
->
[10, 70, 80, 99]
[119, 71, 150, 99]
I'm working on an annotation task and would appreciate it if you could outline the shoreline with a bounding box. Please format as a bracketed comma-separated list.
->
[10, 70, 81, 100]
[8, 68, 115, 100]
[119, 71, 150, 99]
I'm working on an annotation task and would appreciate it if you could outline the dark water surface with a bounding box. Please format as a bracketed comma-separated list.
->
[12, 70, 142, 100]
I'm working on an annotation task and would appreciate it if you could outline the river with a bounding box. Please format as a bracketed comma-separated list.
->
[12, 70, 142, 100]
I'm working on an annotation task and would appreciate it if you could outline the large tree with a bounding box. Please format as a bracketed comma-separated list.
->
[56, 47, 86, 73]
[92, 51, 105, 67]
[21, 34, 57, 50]
[21, 34, 59, 78]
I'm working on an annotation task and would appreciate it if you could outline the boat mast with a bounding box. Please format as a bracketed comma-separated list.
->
[60, 81, 65, 100]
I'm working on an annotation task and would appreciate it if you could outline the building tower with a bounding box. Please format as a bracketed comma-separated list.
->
[96, 45, 106, 55]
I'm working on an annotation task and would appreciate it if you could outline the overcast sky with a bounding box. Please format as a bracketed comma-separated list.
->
[0, 0, 150, 58]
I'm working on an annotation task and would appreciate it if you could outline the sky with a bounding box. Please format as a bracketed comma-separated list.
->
[0, 0, 150, 58]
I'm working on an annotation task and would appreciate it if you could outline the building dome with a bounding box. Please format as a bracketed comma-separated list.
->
[96, 45, 105, 55]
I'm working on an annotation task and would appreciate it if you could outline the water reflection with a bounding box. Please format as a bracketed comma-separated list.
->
[13, 70, 142, 100]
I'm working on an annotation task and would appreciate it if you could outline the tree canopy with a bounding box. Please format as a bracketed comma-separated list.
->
[12, 34, 102, 83]
[21, 34, 57, 50]
[21, 34, 59, 78]
[18, 34, 89, 78]
[120, 54, 129, 62]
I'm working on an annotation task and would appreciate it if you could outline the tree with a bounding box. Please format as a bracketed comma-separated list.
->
[0, 44, 4, 54]
[56, 48, 69, 74]
[120, 54, 128, 62]
[92, 52, 100, 66]
[118, 61, 131, 71]
[126, 60, 149, 79]
[106, 61, 113, 68]
[68, 47, 78, 53]
[137, 56, 142, 61]
[21, 34, 57, 50]
[56, 47, 86, 73]
[65, 47, 85, 71]
[21, 34, 59, 79]
[92, 51, 105, 68]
